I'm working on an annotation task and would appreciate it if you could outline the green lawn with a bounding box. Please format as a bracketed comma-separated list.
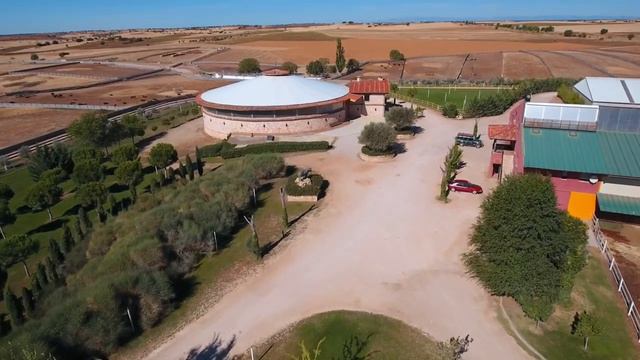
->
[397, 87, 507, 110]
[500, 251, 639, 360]
[244, 311, 440, 360]
[113, 177, 314, 359]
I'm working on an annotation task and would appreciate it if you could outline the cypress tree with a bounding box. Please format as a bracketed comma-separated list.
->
[21, 287, 35, 319]
[45, 257, 59, 284]
[48, 238, 64, 265]
[107, 194, 118, 216]
[31, 275, 43, 298]
[72, 218, 83, 242]
[178, 161, 186, 179]
[185, 154, 194, 181]
[61, 224, 74, 253]
[97, 205, 107, 224]
[166, 167, 175, 183]
[4, 287, 23, 328]
[36, 263, 48, 287]
[195, 146, 203, 176]
[78, 207, 91, 234]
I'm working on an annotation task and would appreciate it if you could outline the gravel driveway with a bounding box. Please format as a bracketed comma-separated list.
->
[144, 97, 559, 360]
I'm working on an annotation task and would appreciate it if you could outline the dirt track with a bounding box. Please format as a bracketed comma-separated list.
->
[141, 97, 566, 360]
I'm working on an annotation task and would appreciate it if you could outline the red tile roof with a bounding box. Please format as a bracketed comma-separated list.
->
[348, 78, 390, 95]
[348, 94, 364, 102]
[488, 125, 518, 141]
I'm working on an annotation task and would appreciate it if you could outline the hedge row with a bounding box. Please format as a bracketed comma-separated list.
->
[361, 145, 394, 156]
[199, 141, 236, 157]
[220, 141, 330, 159]
[285, 174, 324, 196]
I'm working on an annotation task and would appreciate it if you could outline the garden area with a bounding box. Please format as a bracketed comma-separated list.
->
[0, 106, 329, 359]
[241, 310, 471, 360]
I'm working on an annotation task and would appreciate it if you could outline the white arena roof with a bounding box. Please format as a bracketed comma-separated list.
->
[199, 75, 349, 108]
[574, 77, 640, 105]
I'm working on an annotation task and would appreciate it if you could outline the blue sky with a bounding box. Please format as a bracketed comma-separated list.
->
[1, 0, 638, 34]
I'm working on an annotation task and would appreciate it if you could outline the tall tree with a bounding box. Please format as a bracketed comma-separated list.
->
[4, 286, 23, 328]
[572, 311, 601, 351]
[21, 287, 35, 319]
[25, 177, 62, 222]
[76, 181, 108, 209]
[195, 146, 204, 176]
[439, 144, 463, 201]
[185, 155, 195, 181]
[238, 58, 261, 74]
[111, 143, 138, 165]
[120, 114, 146, 145]
[78, 207, 91, 235]
[48, 238, 64, 266]
[72, 159, 104, 185]
[346, 58, 360, 74]
[115, 160, 143, 202]
[335, 38, 346, 73]
[36, 263, 48, 288]
[61, 225, 75, 254]
[45, 257, 60, 284]
[149, 143, 177, 175]
[389, 49, 406, 61]
[0, 200, 14, 240]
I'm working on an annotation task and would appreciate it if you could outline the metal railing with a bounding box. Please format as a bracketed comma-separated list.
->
[592, 215, 640, 341]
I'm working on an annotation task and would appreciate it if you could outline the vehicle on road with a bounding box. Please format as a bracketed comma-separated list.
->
[448, 179, 483, 194]
[455, 133, 483, 148]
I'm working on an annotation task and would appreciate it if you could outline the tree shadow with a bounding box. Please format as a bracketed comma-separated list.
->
[391, 142, 407, 154]
[136, 131, 168, 148]
[339, 333, 379, 360]
[108, 182, 129, 193]
[185, 334, 236, 360]
[318, 180, 330, 200]
[411, 125, 424, 134]
[63, 203, 83, 217]
[284, 165, 297, 177]
[28, 218, 68, 235]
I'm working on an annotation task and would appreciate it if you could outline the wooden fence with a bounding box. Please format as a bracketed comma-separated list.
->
[390, 91, 442, 111]
[592, 216, 640, 341]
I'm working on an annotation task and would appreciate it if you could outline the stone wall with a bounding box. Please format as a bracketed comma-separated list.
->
[202, 108, 346, 138]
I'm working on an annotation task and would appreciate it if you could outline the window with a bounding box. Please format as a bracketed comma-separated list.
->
[364, 94, 370, 101]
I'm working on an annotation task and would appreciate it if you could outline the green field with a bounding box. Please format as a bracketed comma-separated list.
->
[500, 251, 638, 360]
[244, 311, 441, 360]
[397, 87, 508, 110]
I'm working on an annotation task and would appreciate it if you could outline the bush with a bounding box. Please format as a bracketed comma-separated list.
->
[198, 140, 237, 157]
[285, 174, 324, 196]
[280, 61, 298, 74]
[358, 122, 395, 153]
[557, 84, 585, 104]
[442, 103, 459, 118]
[389, 49, 405, 61]
[306, 60, 326, 76]
[564, 29, 574, 37]
[220, 141, 330, 159]
[238, 58, 261, 74]
[600, 28, 608, 35]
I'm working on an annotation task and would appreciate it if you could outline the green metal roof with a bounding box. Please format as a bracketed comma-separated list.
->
[597, 193, 640, 216]
[523, 128, 640, 178]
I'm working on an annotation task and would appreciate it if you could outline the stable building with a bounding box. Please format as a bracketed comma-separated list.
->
[488, 77, 640, 222]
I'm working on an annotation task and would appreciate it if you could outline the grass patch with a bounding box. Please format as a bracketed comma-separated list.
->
[397, 87, 506, 110]
[500, 251, 639, 359]
[244, 311, 439, 360]
[113, 177, 313, 359]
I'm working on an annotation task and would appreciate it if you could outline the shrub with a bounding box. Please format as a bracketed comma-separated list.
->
[564, 29, 574, 37]
[442, 103, 459, 118]
[358, 122, 395, 153]
[285, 174, 324, 197]
[557, 84, 585, 104]
[238, 58, 261, 74]
[306, 60, 326, 76]
[220, 141, 330, 159]
[280, 61, 298, 74]
[389, 49, 405, 61]
[30, 54, 39, 61]
[600, 28, 608, 35]
[198, 140, 237, 157]
[111, 144, 138, 165]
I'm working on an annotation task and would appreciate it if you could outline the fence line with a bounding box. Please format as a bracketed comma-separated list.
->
[0, 102, 124, 111]
[591, 215, 640, 341]
[390, 92, 442, 111]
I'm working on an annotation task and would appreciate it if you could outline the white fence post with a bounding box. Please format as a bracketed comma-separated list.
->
[629, 302, 636, 317]
[619, 278, 625, 292]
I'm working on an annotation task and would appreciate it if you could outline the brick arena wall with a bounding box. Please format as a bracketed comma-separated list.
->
[202, 107, 346, 138]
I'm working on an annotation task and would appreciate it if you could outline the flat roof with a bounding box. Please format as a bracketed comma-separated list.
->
[574, 77, 640, 105]
[523, 127, 640, 178]
[199, 75, 349, 109]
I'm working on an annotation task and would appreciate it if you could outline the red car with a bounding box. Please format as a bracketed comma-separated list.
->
[448, 179, 483, 194]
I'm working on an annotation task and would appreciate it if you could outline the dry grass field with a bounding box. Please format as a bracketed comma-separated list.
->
[1, 20, 639, 148]
[0, 108, 87, 147]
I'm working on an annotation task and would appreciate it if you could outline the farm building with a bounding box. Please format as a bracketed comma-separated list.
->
[197, 70, 351, 138]
[347, 77, 390, 117]
[489, 77, 640, 222]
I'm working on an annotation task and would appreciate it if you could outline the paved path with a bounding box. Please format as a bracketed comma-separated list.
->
[145, 101, 546, 360]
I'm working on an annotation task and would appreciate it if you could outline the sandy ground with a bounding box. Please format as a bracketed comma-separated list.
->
[141, 96, 567, 360]
[141, 117, 214, 157]
[0, 108, 86, 148]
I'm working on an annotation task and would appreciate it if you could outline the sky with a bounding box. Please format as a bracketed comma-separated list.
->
[1, 0, 639, 34]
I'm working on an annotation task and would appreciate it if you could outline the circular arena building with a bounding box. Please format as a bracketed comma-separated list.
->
[196, 71, 350, 138]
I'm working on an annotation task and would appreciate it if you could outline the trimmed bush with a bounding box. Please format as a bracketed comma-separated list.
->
[220, 141, 330, 159]
[442, 103, 459, 118]
[198, 141, 237, 157]
[557, 84, 585, 104]
[358, 122, 395, 154]
[285, 174, 324, 196]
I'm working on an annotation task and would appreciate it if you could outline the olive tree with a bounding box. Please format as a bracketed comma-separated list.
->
[385, 107, 416, 131]
[358, 122, 395, 153]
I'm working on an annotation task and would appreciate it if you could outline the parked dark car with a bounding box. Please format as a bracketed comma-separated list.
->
[455, 133, 483, 148]
[448, 179, 483, 194]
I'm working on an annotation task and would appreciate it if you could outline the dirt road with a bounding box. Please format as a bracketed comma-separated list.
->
[145, 99, 545, 359]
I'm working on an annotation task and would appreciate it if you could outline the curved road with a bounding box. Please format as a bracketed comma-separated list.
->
[145, 102, 540, 359]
